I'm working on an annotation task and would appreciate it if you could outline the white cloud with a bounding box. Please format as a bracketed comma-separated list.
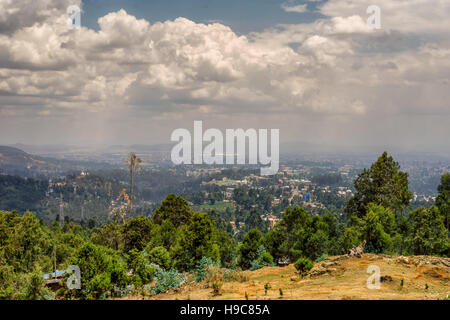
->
[319, 0, 450, 35]
[0, 0, 81, 34]
[0, 1, 449, 149]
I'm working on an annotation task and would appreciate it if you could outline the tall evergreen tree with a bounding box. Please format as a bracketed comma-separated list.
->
[345, 152, 412, 219]
[153, 194, 193, 227]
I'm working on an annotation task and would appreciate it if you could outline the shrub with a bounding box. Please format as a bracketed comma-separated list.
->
[146, 246, 172, 270]
[112, 284, 135, 298]
[126, 248, 157, 287]
[264, 282, 270, 295]
[67, 243, 130, 300]
[294, 257, 314, 274]
[249, 245, 274, 271]
[211, 281, 222, 296]
[193, 256, 218, 282]
[24, 271, 52, 300]
[0, 265, 24, 299]
[316, 253, 328, 263]
[151, 268, 185, 295]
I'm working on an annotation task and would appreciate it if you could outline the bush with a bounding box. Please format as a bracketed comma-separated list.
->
[151, 268, 185, 295]
[66, 243, 130, 300]
[146, 246, 172, 270]
[193, 256, 219, 282]
[24, 271, 52, 300]
[294, 257, 314, 274]
[126, 249, 157, 287]
[0, 265, 22, 299]
[249, 245, 274, 271]
[316, 253, 328, 263]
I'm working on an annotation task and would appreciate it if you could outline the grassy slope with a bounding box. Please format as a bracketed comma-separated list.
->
[144, 254, 449, 300]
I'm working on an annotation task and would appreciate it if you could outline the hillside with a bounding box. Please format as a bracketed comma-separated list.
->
[0, 146, 114, 177]
[144, 254, 449, 300]
[0, 175, 48, 212]
[0, 145, 46, 168]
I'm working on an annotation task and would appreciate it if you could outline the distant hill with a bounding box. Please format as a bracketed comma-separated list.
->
[0, 146, 115, 178]
[0, 174, 47, 212]
[0, 146, 51, 172]
[0, 170, 127, 222]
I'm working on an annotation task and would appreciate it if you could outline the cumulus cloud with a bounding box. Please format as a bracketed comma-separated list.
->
[319, 0, 450, 35]
[0, 0, 449, 150]
[0, 0, 81, 34]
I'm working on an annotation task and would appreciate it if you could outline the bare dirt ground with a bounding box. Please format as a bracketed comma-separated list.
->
[128, 254, 450, 300]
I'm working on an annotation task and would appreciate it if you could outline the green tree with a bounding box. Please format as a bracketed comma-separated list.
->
[339, 225, 361, 254]
[153, 194, 193, 227]
[340, 204, 396, 254]
[171, 212, 220, 271]
[125, 248, 156, 287]
[436, 173, 450, 232]
[294, 257, 314, 275]
[146, 219, 178, 250]
[304, 229, 329, 261]
[405, 207, 449, 256]
[24, 271, 52, 300]
[264, 228, 285, 261]
[92, 223, 124, 251]
[0, 264, 22, 299]
[216, 229, 237, 268]
[277, 207, 311, 259]
[0, 211, 50, 273]
[123, 216, 153, 252]
[238, 228, 263, 269]
[68, 243, 129, 300]
[249, 245, 274, 271]
[345, 152, 412, 219]
[361, 207, 392, 253]
[146, 246, 172, 270]
[244, 209, 267, 233]
[262, 207, 332, 262]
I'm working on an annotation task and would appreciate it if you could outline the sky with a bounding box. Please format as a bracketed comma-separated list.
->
[0, 0, 449, 154]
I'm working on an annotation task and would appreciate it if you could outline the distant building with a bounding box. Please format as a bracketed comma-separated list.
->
[43, 270, 66, 290]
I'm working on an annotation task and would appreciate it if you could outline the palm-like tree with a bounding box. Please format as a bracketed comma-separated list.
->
[127, 152, 142, 218]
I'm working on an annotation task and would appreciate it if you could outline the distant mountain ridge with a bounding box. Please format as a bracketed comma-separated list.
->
[0, 146, 115, 177]
[0, 145, 46, 168]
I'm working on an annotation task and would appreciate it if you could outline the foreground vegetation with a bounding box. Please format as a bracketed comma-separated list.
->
[145, 253, 450, 300]
[0, 152, 448, 299]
